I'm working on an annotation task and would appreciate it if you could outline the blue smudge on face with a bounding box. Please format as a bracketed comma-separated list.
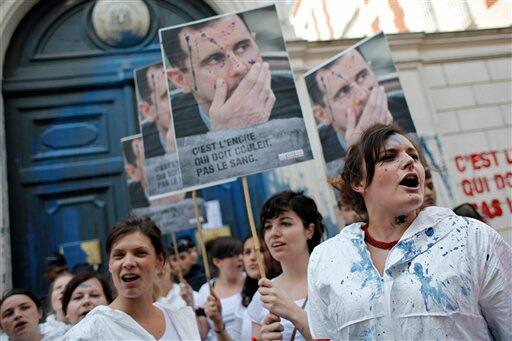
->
[425, 227, 434, 236]
[413, 263, 458, 312]
[350, 238, 382, 297]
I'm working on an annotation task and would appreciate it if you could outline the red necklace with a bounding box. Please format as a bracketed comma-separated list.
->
[361, 225, 399, 249]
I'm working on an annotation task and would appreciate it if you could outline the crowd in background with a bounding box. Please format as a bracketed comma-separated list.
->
[1, 124, 510, 340]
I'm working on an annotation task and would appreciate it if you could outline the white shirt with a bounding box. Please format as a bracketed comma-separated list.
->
[40, 314, 70, 340]
[63, 302, 200, 340]
[156, 304, 180, 340]
[236, 306, 252, 341]
[247, 286, 306, 341]
[157, 283, 187, 309]
[197, 282, 243, 341]
[307, 206, 512, 340]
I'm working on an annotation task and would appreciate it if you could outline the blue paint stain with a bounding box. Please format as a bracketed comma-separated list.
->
[350, 238, 382, 298]
[425, 227, 434, 236]
[413, 263, 458, 311]
[397, 239, 417, 261]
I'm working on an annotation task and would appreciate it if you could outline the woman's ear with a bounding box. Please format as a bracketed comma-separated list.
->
[155, 254, 164, 273]
[352, 179, 366, 195]
[212, 257, 221, 268]
[305, 223, 315, 240]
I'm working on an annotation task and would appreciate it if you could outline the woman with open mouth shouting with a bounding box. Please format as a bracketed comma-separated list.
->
[64, 216, 201, 340]
[247, 191, 325, 341]
[0, 289, 44, 341]
[307, 123, 511, 340]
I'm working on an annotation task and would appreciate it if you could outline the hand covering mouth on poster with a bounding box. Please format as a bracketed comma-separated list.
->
[157, 4, 314, 194]
[304, 32, 418, 180]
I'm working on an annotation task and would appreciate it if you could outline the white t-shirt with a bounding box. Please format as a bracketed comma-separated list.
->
[156, 304, 181, 340]
[197, 282, 243, 341]
[236, 306, 252, 341]
[247, 289, 306, 341]
[157, 283, 186, 309]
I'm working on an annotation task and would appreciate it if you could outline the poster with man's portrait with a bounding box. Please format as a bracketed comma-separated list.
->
[134, 62, 183, 198]
[304, 32, 417, 179]
[121, 134, 206, 234]
[159, 4, 313, 189]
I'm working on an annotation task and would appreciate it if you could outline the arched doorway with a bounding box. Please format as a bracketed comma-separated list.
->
[2, 0, 216, 296]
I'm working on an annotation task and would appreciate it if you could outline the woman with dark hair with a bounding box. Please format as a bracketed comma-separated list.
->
[40, 272, 73, 338]
[204, 235, 281, 340]
[197, 236, 244, 340]
[0, 289, 44, 341]
[61, 271, 113, 326]
[307, 123, 511, 340]
[248, 191, 325, 341]
[64, 216, 200, 340]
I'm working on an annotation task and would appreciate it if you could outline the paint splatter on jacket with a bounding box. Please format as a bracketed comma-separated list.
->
[307, 206, 511, 340]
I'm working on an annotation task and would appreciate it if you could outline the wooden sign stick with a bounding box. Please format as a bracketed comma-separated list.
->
[170, 232, 185, 283]
[192, 190, 212, 291]
[241, 176, 266, 279]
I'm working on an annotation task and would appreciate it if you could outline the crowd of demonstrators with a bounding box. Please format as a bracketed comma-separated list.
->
[247, 191, 325, 341]
[3, 122, 511, 341]
[306, 124, 511, 340]
[204, 235, 282, 340]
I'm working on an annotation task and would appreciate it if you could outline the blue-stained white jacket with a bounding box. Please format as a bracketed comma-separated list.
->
[307, 206, 511, 340]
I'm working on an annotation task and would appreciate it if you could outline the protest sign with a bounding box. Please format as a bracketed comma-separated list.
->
[159, 4, 313, 189]
[134, 62, 183, 197]
[121, 134, 205, 234]
[304, 32, 417, 179]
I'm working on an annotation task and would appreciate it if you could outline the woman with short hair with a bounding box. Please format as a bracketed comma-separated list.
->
[64, 216, 200, 340]
[307, 124, 511, 340]
[61, 271, 113, 326]
[0, 289, 44, 341]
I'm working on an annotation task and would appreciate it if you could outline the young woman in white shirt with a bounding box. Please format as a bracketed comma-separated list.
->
[247, 191, 325, 341]
[64, 216, 200, 340]
[307, 124, 511, 340]
[204, 235, 281, 340]
[40, 272, 73, 338]
[197, 236, 245, 340]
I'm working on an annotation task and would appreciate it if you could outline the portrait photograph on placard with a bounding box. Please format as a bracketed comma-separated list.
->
[159, 4, 313, 188]
[121, 134, 205, 234]
[134, 62, 183, 198]
[304, 32, 417, 179]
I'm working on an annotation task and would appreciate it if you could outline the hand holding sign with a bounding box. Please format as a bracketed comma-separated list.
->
[210, 62, 275, 131]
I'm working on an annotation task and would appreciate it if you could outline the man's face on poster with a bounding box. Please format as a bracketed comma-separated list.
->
[144, 65, 171, 132]
[169, 15, 263, 111]
[314, 49, 379, 133]
[129, 138, 147, 189]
